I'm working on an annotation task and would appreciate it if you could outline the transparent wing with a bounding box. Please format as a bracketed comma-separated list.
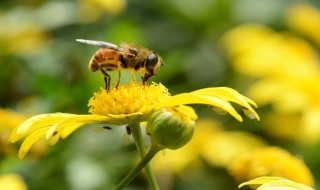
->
[76, 39, 119, 50]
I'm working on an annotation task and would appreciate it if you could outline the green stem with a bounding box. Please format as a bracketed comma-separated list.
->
[113, 145, 160, 190]
[129, 123, 160, 190]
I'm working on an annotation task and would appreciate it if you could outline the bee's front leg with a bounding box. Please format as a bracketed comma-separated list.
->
[115, 70, 121, 89]
[100, 69, 111, 91]
[142, 73, 152, 85]
[131, 72, 136, 82]
[142, 78, 147, 85]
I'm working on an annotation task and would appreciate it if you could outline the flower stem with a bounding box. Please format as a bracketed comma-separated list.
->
[113, 145, 160, 190]
[129, 123, 160, 190]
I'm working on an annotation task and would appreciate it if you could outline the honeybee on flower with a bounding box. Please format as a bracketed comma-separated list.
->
[76, 39, 163, 90]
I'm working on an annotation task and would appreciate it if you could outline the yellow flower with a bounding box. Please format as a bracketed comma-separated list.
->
[286, 4, 320, 45]
[9, 82, 259, 159]
[229, 147, 314, 187]
[200, 130, 266, 168]
[221, 24, 320, 78]
[0, 14, 49, 56]
[88, 82, 171, 118]
[239, 176, 314, 190]
[0, 109, 47, 157]
[0, 174, 27, 190]
[0, 109, 27, 155]
[222, 24, 320, 144]
[77, 0, 127, 22]
[0, 109, 28, 131]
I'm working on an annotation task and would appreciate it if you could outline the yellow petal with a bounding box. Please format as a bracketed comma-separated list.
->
[239, 177, 314, 190]
[18, 127, 50, 159]
[239, 177, 285, 188]
[9, 113, 74, 143]
[107, 112, 147, 123]
[193, 87, 257, 107]
[192, 87, 260, 120]
[175, 105, 198, 120]
[259, 182, 312, 190]
[46, 115, 122, 139]
[156, 93, 243, 121]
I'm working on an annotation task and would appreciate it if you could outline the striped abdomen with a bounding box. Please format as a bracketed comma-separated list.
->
[89, 48, 120, 72]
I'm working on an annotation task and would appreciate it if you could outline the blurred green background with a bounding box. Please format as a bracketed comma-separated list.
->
[1, 0, 320, 189]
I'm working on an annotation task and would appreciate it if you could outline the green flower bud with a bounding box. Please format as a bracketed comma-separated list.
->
[146, 106, 196, 150]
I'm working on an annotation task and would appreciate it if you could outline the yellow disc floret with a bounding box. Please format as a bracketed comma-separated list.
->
[88, 82, 171, 116]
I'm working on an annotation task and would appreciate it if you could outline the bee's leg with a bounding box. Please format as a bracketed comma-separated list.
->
[104, 76, 110, 91]
[131, 72, 136, 82]
[141, 75, 146, 85]
[115, 70, 121, 88]
[142, 73, 152, 85]
[100, 69, 111, 91]
[142, 77, 146, 85]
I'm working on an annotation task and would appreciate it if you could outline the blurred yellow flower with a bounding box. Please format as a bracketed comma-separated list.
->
[286, 4, 320, 45]
[200, 130, 266, 168]
[229, 147, 314, 187]
[222, 24, 320, 143]
[0, 109, 28, 130]
[222, 24, 320, 78]
[0, 109, 47, 157]
[0, 109, 27, 155]
[0, 14, 49, 56]
[239, 176, 314, 190]
[0, 174, 27, 190]
[10, 82, 259, 159]
[77, 0, 127, 22]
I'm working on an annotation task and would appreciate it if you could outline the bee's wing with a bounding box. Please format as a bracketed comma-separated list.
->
[76, 39, 120, 51]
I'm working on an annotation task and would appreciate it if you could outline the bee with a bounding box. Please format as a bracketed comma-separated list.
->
[76, 39, 164, 90]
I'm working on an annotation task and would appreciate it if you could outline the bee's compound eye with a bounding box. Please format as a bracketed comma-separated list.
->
[146, 53, 158, 68]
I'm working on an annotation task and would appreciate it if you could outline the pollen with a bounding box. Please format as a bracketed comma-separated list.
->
[88, 82, 171, 116]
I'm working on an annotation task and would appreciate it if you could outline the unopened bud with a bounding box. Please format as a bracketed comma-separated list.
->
[146, 106, 196, 150]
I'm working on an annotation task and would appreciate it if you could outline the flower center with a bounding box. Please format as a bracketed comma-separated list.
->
[88, 82, 171, 116]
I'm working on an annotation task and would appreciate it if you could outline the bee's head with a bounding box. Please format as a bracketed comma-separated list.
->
[142, 52, 163, 82]
[146, 53, 163, 74]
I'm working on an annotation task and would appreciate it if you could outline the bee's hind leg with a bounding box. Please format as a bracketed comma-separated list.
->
[104, 76, 110, 91]
[100, 69, 111, 91]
